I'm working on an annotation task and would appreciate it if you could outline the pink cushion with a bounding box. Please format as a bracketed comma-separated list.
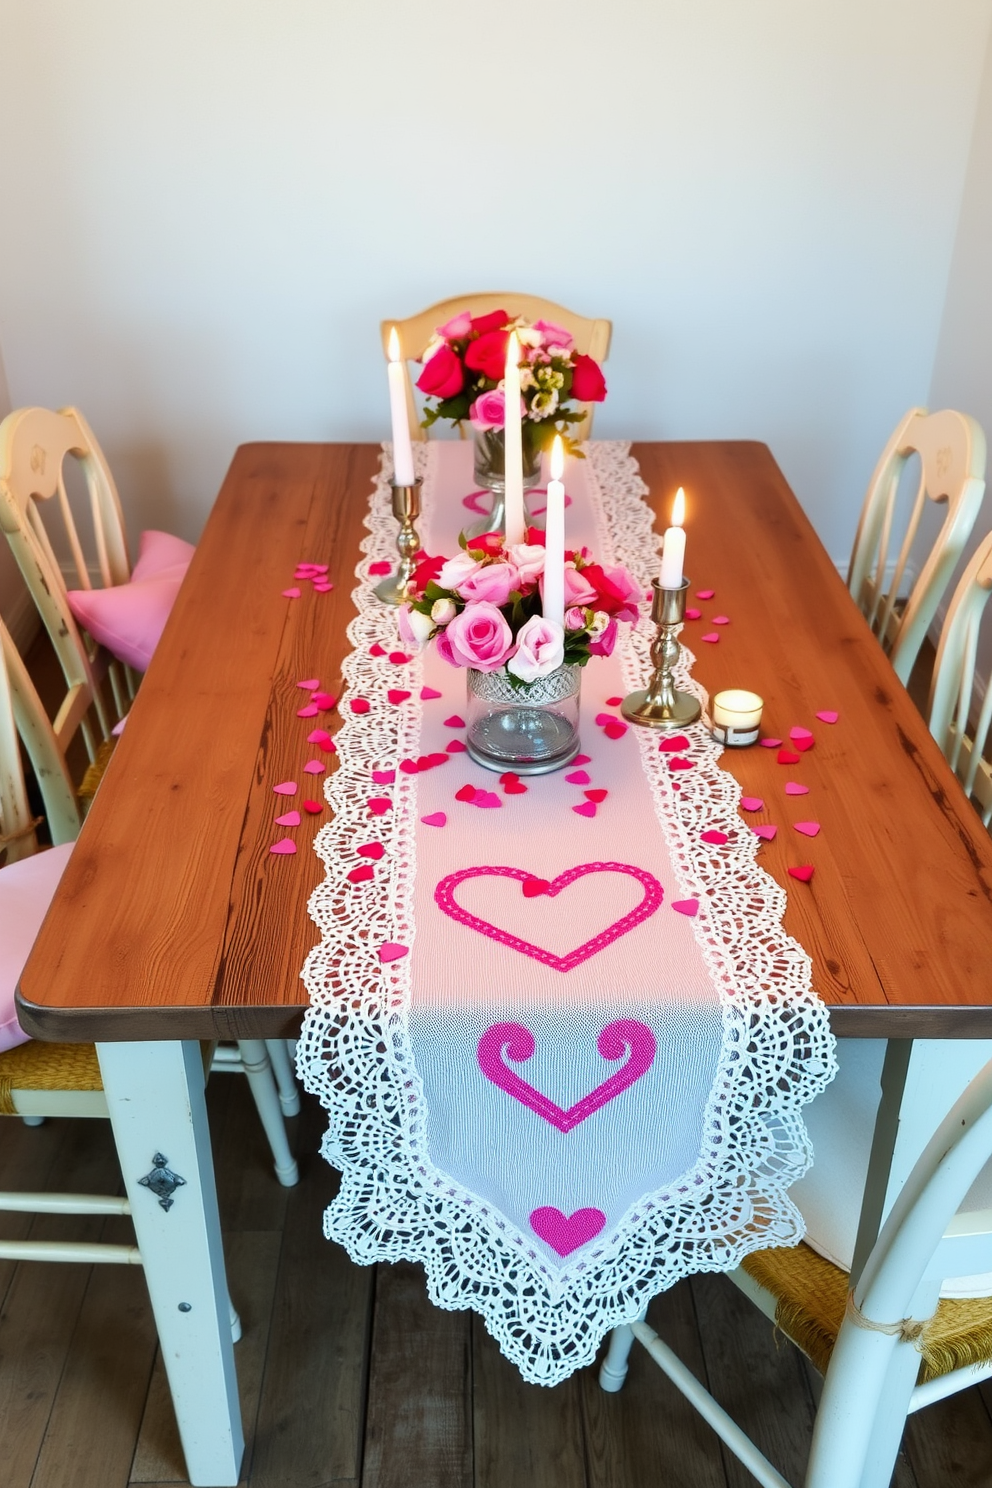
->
[66, 529, 194, 672]
[0, 843, 75, 1053]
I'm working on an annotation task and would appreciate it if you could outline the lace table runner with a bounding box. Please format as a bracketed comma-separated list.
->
[298, 440, 836, 1385]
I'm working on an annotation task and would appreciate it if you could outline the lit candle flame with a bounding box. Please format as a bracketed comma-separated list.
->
[672, 487, 685, 526]
[388, 326, 401, 363]
[550, 434, 564, 482]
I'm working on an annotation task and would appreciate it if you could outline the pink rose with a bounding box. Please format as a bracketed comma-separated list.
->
[438, 552, 482, 591]
[437, 311, 473, 339]
[457, 562, 520, 607]
[571, 353, 607, 402]
[507, 543, 545, 587]
[565, 606, 586, 631]
[439, 602, 515, 671]
[589, 617, 618, 657]
[470, 389, 506, 431]
[532, 319, 574, 353]
[560, 562, 599, 609]
[416, 344, 464, 399]
[507, 615, 564, 683]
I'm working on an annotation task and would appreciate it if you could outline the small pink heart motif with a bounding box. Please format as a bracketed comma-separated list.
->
[421, 811, 447, 827]
[444, 715, 466, 729]
[740, 796, 764, 811]
[712, 615, 730, 625]
[790, 726, 814, 742]
[695, 588, 715, 600]
[573, 754, 592, 765]
[357, 843, 385, 859]
[816, 710, 839, 724]
[388, 652, 411, 665]
[753, 824, 778, 840]
[379, 941, 408, 962]
[473, 791, 502, 809]
[760, 738, 783, 748]
[297, 678, 320, 690]
[304, 761, 325, 774]
[297, 704, 319, 718]
[275, 810, 301, 827]
[479, 1020, 656, 1131]
[371, 769, 396, 784]
[672, 899, 699, 916]
[421, 686, 443, 700]
[269, 838, 296, 855]
[273, 781, 298, 796]
[565, 770, 591, 785]
[793, 736, 815, 753]
[659, 735, 690, 752]
[573, 801, 597, 818]
[312, 692, 336, 711]
[788, 865, 815, 883]
[785, 782, 809, 796]
[303, 799, 324, 814]
[794, 821, 820, 837]
[701, 632, 720, 644]
[437, 864, 663, 972]
[700, 830, 728, 845]
[447, 740, 467, 753]
[281, 587, 301, 599]
[530, 1206, 606, 1257]
[504, 779, 528, 795]
[594, 713, 616, 727]
[684, 607, 702, 620]
[308, 729, 335, 749]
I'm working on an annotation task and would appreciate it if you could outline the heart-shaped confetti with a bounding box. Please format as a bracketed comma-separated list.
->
[421, 686, 443, 700]
[701, 829, 728, 845]
[753, 824, 778, 840]
[308, 729, 335, 750]
[303, 799, 324, 814]
[303, 760, 325, 775]
[270, 838, 297, 855]
[399, 759, 419, 775]
[281, 587, 301, 599]
[604, 722, 627, 739]
[760, 738, 783, 748]
[794, 821, 820, 837]
[446, 740, 467, 753]
[348, 865, 375, 884]
[369, 561, 391, 577]
[273, 781, 298, 796]
[522, 877, 550, 898]
[790, 726, 814, 741]
[669, 758, 694, 771]
[350, 698, 371, 714]
[297, 704, 319, 718]
[426, 752, 450, 768]
[696, 589, 715, 600]
[388, 689, 411, 705]
[371, 769, 396, 785]
[740, 796, 764, 811]
[499, 772, 519, 784]
[275, 810, 301, 827]
[788, 865, 815, 883]
[295, 563, 328, 577]
[605, 696, 622, 706]
[573, 754, 592, 765]
[672, 899, 699, 917]
[313, 581, 333, 593]
[712, 615, 730, 625]
[785, 782, 809, 796]
[421, 811, 447, 827]
[297, 678, 320, 690]
[369, 644, 386, 657]
[379, 942, 408, 962]
[777, 749, 801, 765]
[565, 770, 591, 785]
[504, 780, 528, 795]
[659, 735, 690, 752]
[701, 632, 720, 644]
[444, 715, 466, 729]
[793, 736, 815, 753]
[358, 843, 385, 859]
[573, 801, 597, 818]
[584, 788, 608, 803]
[594, 712, 617, 727]
[473, 791, 502, 808]
[684, 607, 702, 620]
[455, 784, 477, 803]
[312, 692, 336, 711]
[368, 797, 391, 815]
[388, 652, 412, 665]
[816, 710, 839, 724]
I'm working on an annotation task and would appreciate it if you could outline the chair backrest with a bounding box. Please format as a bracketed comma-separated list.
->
[847, 408, 987, 685]
[0, 618, 80, 865]
[0, 406, 131, 757]
[927, 529, 992, 826]
[381, 294, 613, 443]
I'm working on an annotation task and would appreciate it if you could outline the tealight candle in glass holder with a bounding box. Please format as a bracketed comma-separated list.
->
[711, 689, 763, 747]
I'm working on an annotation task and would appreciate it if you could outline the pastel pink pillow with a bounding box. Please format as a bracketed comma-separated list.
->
[66, 529, 195, 672]
[0, 843, 75, 1053]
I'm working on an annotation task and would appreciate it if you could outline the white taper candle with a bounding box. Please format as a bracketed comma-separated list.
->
[659, 487, 686, 589]
[503, 330, 525, 545]
[387, 327, 415, 487]
[542, 435, 566, 629]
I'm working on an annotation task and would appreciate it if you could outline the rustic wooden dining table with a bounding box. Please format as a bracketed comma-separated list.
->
[16, 440, 992, 1487]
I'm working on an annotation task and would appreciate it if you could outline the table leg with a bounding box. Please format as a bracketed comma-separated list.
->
[97, 1039, 244, 1488]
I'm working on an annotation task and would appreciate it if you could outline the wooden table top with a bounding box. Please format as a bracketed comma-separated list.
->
[17, 440, 992, 1042]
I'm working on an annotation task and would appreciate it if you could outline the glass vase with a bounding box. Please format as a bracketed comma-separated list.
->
[464, 427, 544, 541]
[465, 664, 582, 774]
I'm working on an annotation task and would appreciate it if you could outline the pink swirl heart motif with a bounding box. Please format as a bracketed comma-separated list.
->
[435, 862, 663, 971]
[478, 1019, 657, 1132]
[530, 1206, 606, 1257]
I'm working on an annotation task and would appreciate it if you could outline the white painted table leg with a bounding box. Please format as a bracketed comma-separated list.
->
[97, 1040, 244, 1488]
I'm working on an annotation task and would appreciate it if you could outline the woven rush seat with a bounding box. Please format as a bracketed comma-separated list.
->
[0, 1040, 102, 1114]
[742, 1240, 992, 1385]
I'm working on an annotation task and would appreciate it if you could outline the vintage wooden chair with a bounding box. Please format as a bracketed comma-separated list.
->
[599, 1054, 992, 1488]
[0, 617, 299, 1199]
[927, 528, 992, 826]
[381, 294, 612, 444]
[847, 407, 986, 685]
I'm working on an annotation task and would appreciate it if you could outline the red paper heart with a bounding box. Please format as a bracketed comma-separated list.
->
[312, 692, 336, 710]
[499, 772, 519, 784]
[371, 769, 395, 784]
[777, 749, 801, 764]
[788, 865, 815, 883]
[388, 651, 412, 665]
[347, 865, 375, 884]
[701, 830, 728, 845]
[357, 843, 385, 859]
[659, 735, 690, 752]
[307, 729, 335, 750]
[455, 784, 477, 802]
[605, 696, 623, 707]
[584, 789, 608, 803]
[565, 770, 591, 785]
[503, 780, 528, 795]
[426, 753, 450, 768]
[421, 811, 447, 827]
[522, 877, 550, 898]
[444, 715, 466, 728]
[368, 797, 392, 815]
[350, 698, 371, 714]
[668, 757, 694, 771]
[399, 760, 419, 775]
[793, 736, 815, 753]
[388, 689, 411, 705]
[369, 643, 386, 657]
[446, 740, 467, 753]
[303, 799, 324, 814]
[604, 722, 627, 739]
[368, 561, 391, 576]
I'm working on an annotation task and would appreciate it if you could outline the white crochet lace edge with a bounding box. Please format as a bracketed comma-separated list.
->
[297, 440, 837, 1387]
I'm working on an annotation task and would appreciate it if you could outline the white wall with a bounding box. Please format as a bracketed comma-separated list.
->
[0, 0, 989, 564]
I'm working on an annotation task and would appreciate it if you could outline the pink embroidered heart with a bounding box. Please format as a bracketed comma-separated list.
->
[530, 1206, 606, 1257]
[421, 811, 447, 828]
[269, 838, 296, 855]
[436, 863, 664, 972]
[672, 899, 699, 916]
[275, 810, 301, 827]
[478, 1019, 656, 1132]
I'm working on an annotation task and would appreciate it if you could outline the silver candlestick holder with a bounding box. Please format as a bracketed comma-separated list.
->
[374, 477, 423, 606]
[621, 577, 702, 729]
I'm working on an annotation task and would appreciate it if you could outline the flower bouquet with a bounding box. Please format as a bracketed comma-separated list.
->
[415, 309, 607, 491]
[398, 529, 639, 773]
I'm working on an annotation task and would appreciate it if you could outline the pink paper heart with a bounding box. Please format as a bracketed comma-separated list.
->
[437, 863, 664, 972]
[530, 1206, 606, 1257]
[594, 712, 616, 727]
[379, 941, 408, 962]
[522, 877, 550, 898]
[269, 838, 297, 855]
[684, 607, 702, 620]
[348, 865, 375, 884]
[789, 726, 814, 742]
[701, 830, 728, 845]
[473, 791, 502, 808]
[659, 735, 690, 752]
[274, 810, 301, 827]
[272, 781, 298, 796]
[573, 801, 597, 818]
[816, 710, 839, 724]
[584, 789, 608, 803]
[760, 738, 783, 748]
[788, 865, 815, 883]
[297, 678, 320, 690]
[350, 698, 371, 714]
[668, 757, 694, 771]
[672, 899, 699, 916]
[444, 715, 466, 729]
[368, 561, 391, 576]
[369, 644, 386, 657]
[712, 615, 730, 625]
[785, 782, 809, 796]
[503, 779, 528, 795]
[308, 730, 335, 750]
[480, 1019, 656, 1133]
[574, 754, 592, 765]
[312, 692, 336, 710]
[421, 686, 443, 700]
[603, 722, 627, 740]
[296, 704, 319, 718]
[695, 589, 715, 600]
[565, 770, 591, 785]
[388, 689, 411, 705]
[303, 761, 325, 775]
[740, 796, 764, 811]
[794, 821, 820, 837]
[371, 769, 396, 784]
[368, 797, 391, 815]
[281, 587, 301, 599]
[312, 581, 333, 593]
[701, 632, 720, 644]
[357, 843, 385, 859]
[421, 811, 447, 828]
[446, 740, 467, 753]
[753, 824, 778, 840]
[388, 651, 412, 665]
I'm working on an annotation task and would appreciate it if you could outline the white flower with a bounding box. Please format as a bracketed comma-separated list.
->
[438, 552, 482, 591]
[519, 366, 537, 391]
[507, 543, 546, 586]
[517, 325, 542, 348]
[431, 597, 457, 624]
[507, 616, 565, 683]
[529, 389, 559, 420]
[397, 605, 434, 647]
[589, 610, 611, 637]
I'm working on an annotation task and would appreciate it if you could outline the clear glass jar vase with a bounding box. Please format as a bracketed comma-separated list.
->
[464, 428, 544, 542]
[465, 664, 582, 774]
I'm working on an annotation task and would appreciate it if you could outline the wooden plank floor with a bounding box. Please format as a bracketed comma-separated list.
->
[2, 1073, 991, 1488]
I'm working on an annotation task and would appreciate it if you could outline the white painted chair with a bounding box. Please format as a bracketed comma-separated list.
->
[599, 1054, 992, 1488]
[927, 528, 992, 826]
[0, 617, 300, 1195]
[847, 407, 986, 685]
[382, 294, 612, 443]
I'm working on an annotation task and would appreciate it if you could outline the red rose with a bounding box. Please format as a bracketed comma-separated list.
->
[524, 525, 547, 547]
[416, 344, 464, 399]
[470, 309, 509, 336]
[465, 328, 510, 381]
[570, 353, 607, 402]
[412, 552, 446, 592]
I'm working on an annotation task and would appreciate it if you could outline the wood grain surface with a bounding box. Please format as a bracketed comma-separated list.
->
[16, 440, 992, 1041]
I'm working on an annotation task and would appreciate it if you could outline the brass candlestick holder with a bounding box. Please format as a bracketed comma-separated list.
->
[621, 577, 702, 729]
[374, 477, 423, 606]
